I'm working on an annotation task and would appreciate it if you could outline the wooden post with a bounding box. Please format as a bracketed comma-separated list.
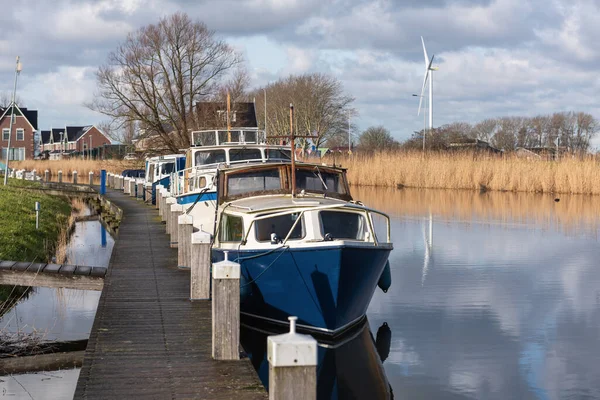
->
[165, 197, 176, 233]
[155, 184, 164, 209]
[160, 190, 168, 221]
[137, 181, 143, 199]
[129, 179, 136, 197]
[44, 170, 49, 183]
[58, 170, 63, 183]
[169, 204, 183, 248]
[73, 171, 78, 184]
[178, 214, 194, 269]
[190, 231, 211, 298]
[31, 169, 36, 181]
[212, 251, 240, 360]
[124, 178, 130, 194]
[89, 171, 94, 186]
[267, 317, 317, 400]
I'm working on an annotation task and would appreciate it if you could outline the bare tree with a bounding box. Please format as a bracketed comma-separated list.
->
[89, 12, 241, 153]
[358, 126, 399, 150]
[0, 92, 23, 108]
[251, 73, 355, 147]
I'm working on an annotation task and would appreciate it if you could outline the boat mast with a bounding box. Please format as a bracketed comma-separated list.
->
[227, 91, 231, 142]
[290, 104, 296, 197]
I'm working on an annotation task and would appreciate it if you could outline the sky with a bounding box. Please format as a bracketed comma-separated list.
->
[2, 0, 600, 146]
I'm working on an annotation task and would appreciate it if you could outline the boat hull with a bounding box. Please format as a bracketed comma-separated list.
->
[212, 244, 392, 334]
[177, 192, 217, 233]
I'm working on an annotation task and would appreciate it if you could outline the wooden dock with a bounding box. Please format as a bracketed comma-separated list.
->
[0, 262, 106, 291]
[74, 189, 266, 399]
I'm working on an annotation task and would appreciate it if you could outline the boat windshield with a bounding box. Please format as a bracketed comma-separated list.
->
[195, 150, 226, 166]
[296, 168, 346, 195]
[266, 149, 291, 160]
[161, 163, 175, 175]
[227, 168, 281, 196]
[255, 213, 304, 242]
[229, 148, 262, 163]
[320, 211, 366, 240]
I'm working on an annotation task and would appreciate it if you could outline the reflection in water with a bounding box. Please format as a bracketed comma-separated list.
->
[363, 187, 600, 400]
[241, 321, 393, 399]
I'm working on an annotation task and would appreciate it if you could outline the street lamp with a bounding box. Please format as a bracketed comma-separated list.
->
[4, 56, 22, 185]
[263, 87, 267, 136]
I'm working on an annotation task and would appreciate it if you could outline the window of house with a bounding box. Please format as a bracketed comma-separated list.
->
[1, 147, 25, 161]
[219, 214, 244, 242]
[16, 129, 24, 141]
[2, 129, 9, 141]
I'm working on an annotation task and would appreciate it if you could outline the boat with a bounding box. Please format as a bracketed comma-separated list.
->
[211, 161, 393, 335]
[143, 154, 186, 204]
[171, 128, 291, 233]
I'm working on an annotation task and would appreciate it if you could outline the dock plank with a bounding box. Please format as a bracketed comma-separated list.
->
[75, 189, 266, 399]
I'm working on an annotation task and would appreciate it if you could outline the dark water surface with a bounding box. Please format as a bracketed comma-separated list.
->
[0, 219, 115, 399]
[357, 187, 600, 400]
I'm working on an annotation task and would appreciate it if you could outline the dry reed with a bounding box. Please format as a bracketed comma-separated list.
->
[326, 151, 600, 195]
[55, 198, 88, 264]
[11, 159, 144, 178]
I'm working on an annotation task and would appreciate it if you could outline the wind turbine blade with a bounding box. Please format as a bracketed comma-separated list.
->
[417, 69, 429, 116]
[421, 36, 429, 67]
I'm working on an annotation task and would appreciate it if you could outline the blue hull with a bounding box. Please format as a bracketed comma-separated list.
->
[150, 176, 171, 205]
[176, 191, 217, 205]
[213, 245, 391, 333]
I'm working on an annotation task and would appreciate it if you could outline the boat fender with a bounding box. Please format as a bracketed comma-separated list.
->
[377, 261, 392, 293]
[375, 322, 392, 363]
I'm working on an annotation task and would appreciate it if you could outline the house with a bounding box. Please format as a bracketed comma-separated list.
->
[0, 105, 38, 160]
[39, 125, 111, 159]
[134, 101, 258, 153]
[515, 146, 560, 161]
[446, 138, 503, 155]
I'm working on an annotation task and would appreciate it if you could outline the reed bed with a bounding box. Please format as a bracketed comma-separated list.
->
[55, 198, 88, 264]
[11, 159, 144, 178]
[326, 151, 600, 195]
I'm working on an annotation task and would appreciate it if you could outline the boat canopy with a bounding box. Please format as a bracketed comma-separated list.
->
[191, 128, 266, 147]
[217, 163, 351, 203]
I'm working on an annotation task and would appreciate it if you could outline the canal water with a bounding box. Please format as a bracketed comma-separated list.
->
[0, 218, 115, 399]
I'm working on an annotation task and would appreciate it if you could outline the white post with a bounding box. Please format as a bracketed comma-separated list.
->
[155, 184, 164, 209]
[58, 170, 63, 183]
[72, 170, 78, 184]
[267, 316, 318, 400]
[178, 214, 194, 269]
[129, 179, 136, 197]
[35, 201, 40, 230]
[89, 171, 94, 186]
[169, 203, 183, 247]
[191, 230, 211, 298]
[212, 251, 240, 360]
[31, 169, 36, 181]
[165, 197, 176, 234]
[44, 170, 49, 183]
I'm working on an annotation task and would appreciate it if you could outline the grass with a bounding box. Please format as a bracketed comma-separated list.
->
[0, 179, 71, 262]
[325, 151, 600, 195]
[11, 159, 144, 178]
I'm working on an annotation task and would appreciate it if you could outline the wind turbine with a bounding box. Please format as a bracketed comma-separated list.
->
[417, 36, 438, 131]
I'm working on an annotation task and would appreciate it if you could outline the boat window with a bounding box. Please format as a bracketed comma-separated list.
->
[218, 130, 241, 144]
[195, 150, 226, 165]
[161, 163, 175, 175]
[193, 131, 217, 146]
[244, 131, 257, 143]
[266, 149, 291, 160]
[229, 148, 262, 163]
[296, 169, 346, 195]
[255, 213, 304, 242]
[227, 169, 281, 196]
[320, 211, 365, 240]
[220, 214, 244, 242]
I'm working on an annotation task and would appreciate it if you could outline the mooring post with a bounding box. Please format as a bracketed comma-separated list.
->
[165, 197, 176, 233]
[31, 169, 36, 181]
[100, 170, 106, 195]
[137, 181, 143, 199]
[155, 184, 164, 209]
[191, 230, 211, 299]
[267, 316, 318, 400]
[212, 252, 241, 360]
[44, 170, 49, 183]
[73, 171, 78, 184]
[178, 214, 194, 269]
[129, 179, 136, 197]
[161, 190, 169, 222]
[89, 171, 94, 186]
[169, 204, 184, 247]
[58, 170, 63, 183]
[158, 189, 164, 219]
[123, 177, 130, 194]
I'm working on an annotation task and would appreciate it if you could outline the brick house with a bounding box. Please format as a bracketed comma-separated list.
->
[40, 125, 111, 157]
[0, 105, 38, 160]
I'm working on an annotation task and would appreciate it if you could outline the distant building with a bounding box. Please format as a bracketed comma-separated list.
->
[515, 147, 560, 161]
[39, 125, 111, 159]
[0, 105, 38, 160]
[446, 138, 503, 155]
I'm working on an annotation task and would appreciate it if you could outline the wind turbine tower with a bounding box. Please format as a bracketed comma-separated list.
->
[417, 36, 438, 130]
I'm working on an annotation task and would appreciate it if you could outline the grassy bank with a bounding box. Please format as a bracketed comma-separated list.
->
[11, 159, 144, 178]
[0, 179, 71, 262]
[327, 151, 600, 195]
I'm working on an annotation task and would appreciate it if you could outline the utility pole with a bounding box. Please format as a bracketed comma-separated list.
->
[4, 56, 22, 185]
[263, 88, 267, 136]
[348, 111, 351, 155]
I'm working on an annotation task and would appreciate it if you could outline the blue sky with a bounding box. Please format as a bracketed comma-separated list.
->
[1, 0, 600, 146]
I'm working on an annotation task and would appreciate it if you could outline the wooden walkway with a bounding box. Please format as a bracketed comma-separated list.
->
[74, 189, 266, 399]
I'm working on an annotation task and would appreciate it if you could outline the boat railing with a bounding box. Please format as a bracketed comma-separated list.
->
[236, 203, 391, 246]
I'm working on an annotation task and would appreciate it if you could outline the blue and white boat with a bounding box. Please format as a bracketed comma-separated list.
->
[211, 162, 393, 335]
[144, 154, 186, 204]
[172, 128, 291, 233]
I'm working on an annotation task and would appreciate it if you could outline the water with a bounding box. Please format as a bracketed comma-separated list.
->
[0, 217, 115, 399]
[357, 187, 600, 400]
